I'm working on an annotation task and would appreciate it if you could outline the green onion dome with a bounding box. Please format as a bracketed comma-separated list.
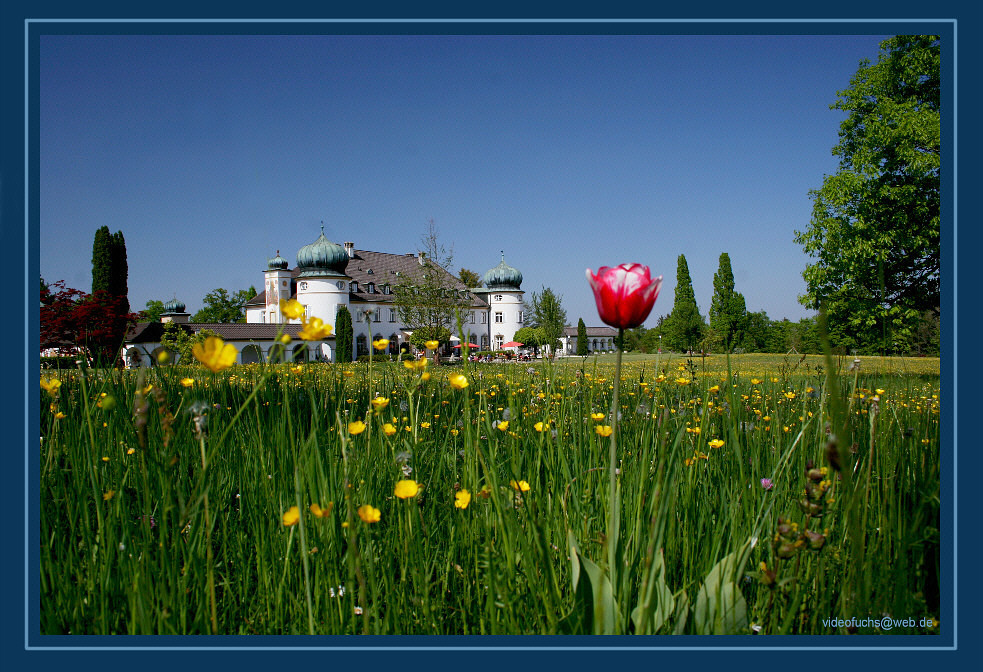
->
[483, 252, 523, 290]
[267, 250, 289, 270]
[162, 298, 186, 313]
[296, 226, 349, 277]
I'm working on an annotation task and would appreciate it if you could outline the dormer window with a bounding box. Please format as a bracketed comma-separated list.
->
[366, 282, 375, 294]
[350, 282, 359, 293]
[383, 284, 391, 295]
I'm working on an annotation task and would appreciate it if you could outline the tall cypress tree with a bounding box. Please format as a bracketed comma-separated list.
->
[110, 230, 129, 315]
[664, 254, 704, 353]
[89, 226, 131, 365]
[709, 252, 747, 351]
[576, 317, 588, 355]
[91, 226, 113, 294]
[335, 306, 354, 362]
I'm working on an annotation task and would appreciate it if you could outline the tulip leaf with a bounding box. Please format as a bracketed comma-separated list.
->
[558, 530, 621, 635]
[692, 538, 753, 635]
[630, 547, 674, 634]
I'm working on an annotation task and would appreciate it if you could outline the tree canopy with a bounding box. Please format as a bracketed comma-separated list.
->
[526, 287, 567, 357]
[795, 35, 940, 352]
[458, 268, 482, 288]
[393, 220, 472, 341]
[140, 300, 167, 323]
[192, 287, 256, 323]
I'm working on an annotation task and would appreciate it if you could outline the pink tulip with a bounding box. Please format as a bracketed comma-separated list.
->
[586, 264, 663, 330]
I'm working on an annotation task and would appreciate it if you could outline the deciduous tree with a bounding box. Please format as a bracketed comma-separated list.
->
[795, 35, 940, 352]
[192, 287, 255, 323]
[526, 287, 567, 358]
[393, 220, 473, 342]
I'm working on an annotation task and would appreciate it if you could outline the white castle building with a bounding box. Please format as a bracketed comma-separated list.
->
[124, 228, 526, 366]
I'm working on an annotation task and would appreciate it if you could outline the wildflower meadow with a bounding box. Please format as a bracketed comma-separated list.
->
[39, 344, 941, 635]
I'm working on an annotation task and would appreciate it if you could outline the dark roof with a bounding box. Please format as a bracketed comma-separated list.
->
[244, 249, 489, 309]
[563, 325, 619, 338]
[126, 321, 310, 344]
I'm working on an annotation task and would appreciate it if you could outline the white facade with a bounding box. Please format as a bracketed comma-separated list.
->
[130, 232, 528, 365]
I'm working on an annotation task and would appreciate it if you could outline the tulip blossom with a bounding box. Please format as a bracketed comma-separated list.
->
[586, 264, 663, 330]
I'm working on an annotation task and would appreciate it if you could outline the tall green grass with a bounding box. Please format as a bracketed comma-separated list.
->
[39, 354, 940, 635]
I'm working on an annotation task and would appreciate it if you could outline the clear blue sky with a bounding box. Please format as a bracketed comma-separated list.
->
[39, 33, 890, 327]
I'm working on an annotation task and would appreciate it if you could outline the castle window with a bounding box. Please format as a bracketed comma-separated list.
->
[389, 309, 396, 323]
[494, 294, 503, 302]
[517, 311, 524, 324]
[350, 282, 359, 293]
[367, 283, 375, 294]
[495, 312, 503, 323]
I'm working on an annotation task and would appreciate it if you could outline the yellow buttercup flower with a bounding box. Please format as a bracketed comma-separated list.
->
[449, 374, 469, 389]
[595, 425, 613, 437]
[298, 316, 332, 341]
[54, 411, 67, 420]
[373, 338, 390, 351]
[404, 358, 429, 371]
[510, 479, 530, 492]
[496, 420, 509, 431]
[358, 504, 381, 524]
[394, 479, 420, 499]
[309, 502, 333, 518]
[382, 423, 397, 436]
[280, 298, 305, 320]
[192, 336, 238, 373]
[785, 392, 796, 400]
[455, 490, 471, 509]
[590, 412, 606, 421]
[751, 378, 763, 385]
[425, 340, 440, 350]
[371, 397, 390, 411]
[280, 333, 292, 345]
[708, 439, 725, 449]
[180, 377, 194, 387]
[103, 490, 115, 501]
[348, 420, 366, 435]
[282, 506, 300, 526]
[534, 421, 546, 432]
[421, 372, 431, 381]
[40, 377, 62, 395]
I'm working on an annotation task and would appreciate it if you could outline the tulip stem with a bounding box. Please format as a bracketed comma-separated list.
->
[608, 328, 623, 590]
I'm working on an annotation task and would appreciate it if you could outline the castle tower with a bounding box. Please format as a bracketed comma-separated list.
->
[263, 250, 293, 323]
[293, 226, 350, 327]
[478, 252, 524, 350]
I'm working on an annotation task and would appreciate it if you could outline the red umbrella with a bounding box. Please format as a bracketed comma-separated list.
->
[453, 343, 480, 348]
[502, 341, 524, 348]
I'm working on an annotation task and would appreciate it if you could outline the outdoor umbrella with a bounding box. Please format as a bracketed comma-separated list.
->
[453, 343, 480, 348]
[502, 341, 524, 348]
